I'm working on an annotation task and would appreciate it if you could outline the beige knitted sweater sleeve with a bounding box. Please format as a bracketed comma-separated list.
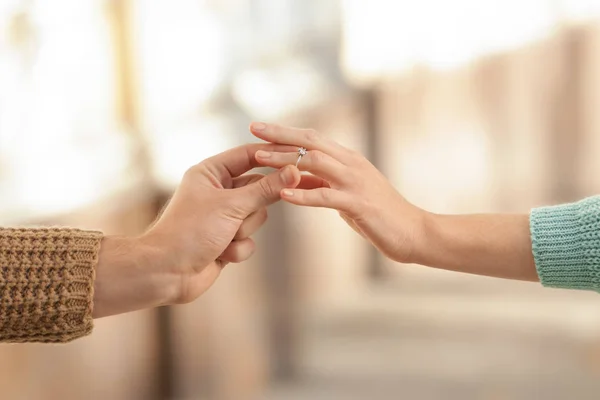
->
[0, 228, 103, 343]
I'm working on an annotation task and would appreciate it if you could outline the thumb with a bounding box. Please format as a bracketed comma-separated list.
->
[235, 165, 301, 214]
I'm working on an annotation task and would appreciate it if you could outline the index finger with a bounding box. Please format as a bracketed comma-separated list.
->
[249, 122, 352, 163]
[200, 143, 297, 181]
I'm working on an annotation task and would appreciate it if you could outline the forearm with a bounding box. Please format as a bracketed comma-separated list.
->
[411, 196, 600, 292]
[93, 236, 178, 318]
[413, 212, 538, 281]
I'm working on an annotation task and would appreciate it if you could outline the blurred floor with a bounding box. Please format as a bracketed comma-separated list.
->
[264, 268, 600, 400]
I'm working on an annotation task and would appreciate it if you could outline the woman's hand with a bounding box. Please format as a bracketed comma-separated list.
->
[249, 122, 426, 264]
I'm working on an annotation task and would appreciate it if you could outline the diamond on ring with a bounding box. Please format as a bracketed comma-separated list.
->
[295, 147, 307, 167]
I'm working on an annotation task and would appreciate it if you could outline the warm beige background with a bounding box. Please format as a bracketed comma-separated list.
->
[1, 1, 600, 399]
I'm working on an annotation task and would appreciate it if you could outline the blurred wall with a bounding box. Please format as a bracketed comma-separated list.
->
[1, 1, 600, 400]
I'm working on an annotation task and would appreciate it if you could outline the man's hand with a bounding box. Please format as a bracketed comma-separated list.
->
[93, 144, 301, 318]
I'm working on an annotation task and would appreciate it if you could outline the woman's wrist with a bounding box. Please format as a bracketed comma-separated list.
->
[409, 210, 442, 266]
[396, 205, 432, 265]
[93, 236, 180, 318]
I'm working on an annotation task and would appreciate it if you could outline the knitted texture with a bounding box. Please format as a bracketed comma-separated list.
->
[0, 228, 103, 343]
[530, 196, 600, 292]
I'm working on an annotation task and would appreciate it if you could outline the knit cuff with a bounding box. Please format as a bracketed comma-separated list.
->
[530, 196, 600, 292]
[0, 228, 103, 343]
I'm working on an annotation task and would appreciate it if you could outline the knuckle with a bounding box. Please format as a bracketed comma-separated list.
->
[340, 168, 360, 185]
[309, 150, 324, 164]
[228, 241, 255, 263]
[258, 177, 275, 198]
[319, 188, 331, 201]
[173, 279, 196, 305]
[304, 128, 319, 142]
[183, 165, 200, 180]
[176, 294, 195, 305]
[350, 197, 370, 219]
[347, 148, 361, 160]
[184, 163, 211, 182]
[347, 148, 367, 164]
[228, 247, 243, 263]
[258, 208, 268, 224]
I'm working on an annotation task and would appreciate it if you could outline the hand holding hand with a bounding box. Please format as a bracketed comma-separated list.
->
[250, 122, 426, 264]
[93, 143, 301, 318]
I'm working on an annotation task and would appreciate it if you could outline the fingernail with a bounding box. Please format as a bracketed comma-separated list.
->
[256, 150, 271, 159]
[280, 167, 294, 185]
[282, 189, 294, 197]
[252, 122, 267, 132]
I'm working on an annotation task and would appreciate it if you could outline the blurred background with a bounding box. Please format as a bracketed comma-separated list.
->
[2, 0, 600, 399]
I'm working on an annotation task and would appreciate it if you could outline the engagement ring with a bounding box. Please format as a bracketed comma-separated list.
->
[295, 147, 307, 167]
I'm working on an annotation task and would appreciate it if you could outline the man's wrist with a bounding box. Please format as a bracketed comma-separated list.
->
[93, 235, 180, 318]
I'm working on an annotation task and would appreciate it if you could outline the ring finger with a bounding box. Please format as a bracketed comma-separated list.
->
[255, 149, 346, 184]
[250, 123, 352, 163]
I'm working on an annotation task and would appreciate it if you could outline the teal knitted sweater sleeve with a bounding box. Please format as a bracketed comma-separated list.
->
[530, 196, 600, 292]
